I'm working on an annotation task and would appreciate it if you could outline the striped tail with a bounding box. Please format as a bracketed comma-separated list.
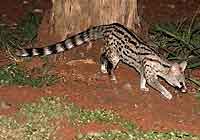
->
[16, 25, 106, 57]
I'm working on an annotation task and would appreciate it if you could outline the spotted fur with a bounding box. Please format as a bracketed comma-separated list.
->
[16, 23, 187, 100]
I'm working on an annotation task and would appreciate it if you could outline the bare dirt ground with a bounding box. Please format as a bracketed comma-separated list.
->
[0, 0, 200, 139]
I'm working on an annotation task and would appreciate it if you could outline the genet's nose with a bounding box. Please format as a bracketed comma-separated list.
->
[175, 82, 183, 89]
[180, 82, 187, 92]
[176, 82, 183, 89]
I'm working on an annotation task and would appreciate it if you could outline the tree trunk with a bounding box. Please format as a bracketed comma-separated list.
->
[38, 0, 140, 44]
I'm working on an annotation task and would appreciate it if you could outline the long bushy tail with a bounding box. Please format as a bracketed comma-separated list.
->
[16, 25, 107, 57]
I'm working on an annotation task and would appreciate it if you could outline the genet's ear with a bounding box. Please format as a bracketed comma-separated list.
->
[179, 61, 187, 72]
[169, 61, 187, 75]
[169, 63, 180, 75]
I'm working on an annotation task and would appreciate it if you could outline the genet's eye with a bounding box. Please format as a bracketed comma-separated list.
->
[180, 82, 183, 87]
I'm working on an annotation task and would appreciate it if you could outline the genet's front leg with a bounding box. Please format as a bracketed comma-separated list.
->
[146, 76, 173, 100]
[140, 74, 149, 92]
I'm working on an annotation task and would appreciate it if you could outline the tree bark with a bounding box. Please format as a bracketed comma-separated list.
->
[38, 0, 140, 44]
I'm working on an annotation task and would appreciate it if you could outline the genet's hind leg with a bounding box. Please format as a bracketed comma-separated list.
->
[103, 49, 120, 81]
[100, 53, 108, 74]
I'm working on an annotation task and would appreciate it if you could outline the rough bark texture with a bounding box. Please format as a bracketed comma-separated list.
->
[38, 0, 140, 44]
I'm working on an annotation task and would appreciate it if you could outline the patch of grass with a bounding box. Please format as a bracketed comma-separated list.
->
[19, 97, 67, 120]
[0, 96, 199, 140]
[67, 103, 136, 131]
[18, 12, 42, 41]
[150, 17, 200, 69]
[0, 96, 67, 140]
[66, 101, 199, 140]
[68, 104, 199, 140]
[189, 78, 200, 99]
[0, 24, 24, 50]
[0, 116, 19, 129]
[77, 130, 198, 140]
[18, 96, 67, 140]
[189, 78, 200, 87]
[0, 12, 41, 58]
[0, 64, 59, 87]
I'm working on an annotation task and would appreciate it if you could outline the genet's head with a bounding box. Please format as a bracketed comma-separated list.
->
[164, 61, 187, 92]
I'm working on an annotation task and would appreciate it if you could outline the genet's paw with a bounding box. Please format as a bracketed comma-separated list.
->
[140, 87, 149, 92]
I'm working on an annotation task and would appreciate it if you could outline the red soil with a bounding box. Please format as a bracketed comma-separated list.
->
[0, 0, 200, 139]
